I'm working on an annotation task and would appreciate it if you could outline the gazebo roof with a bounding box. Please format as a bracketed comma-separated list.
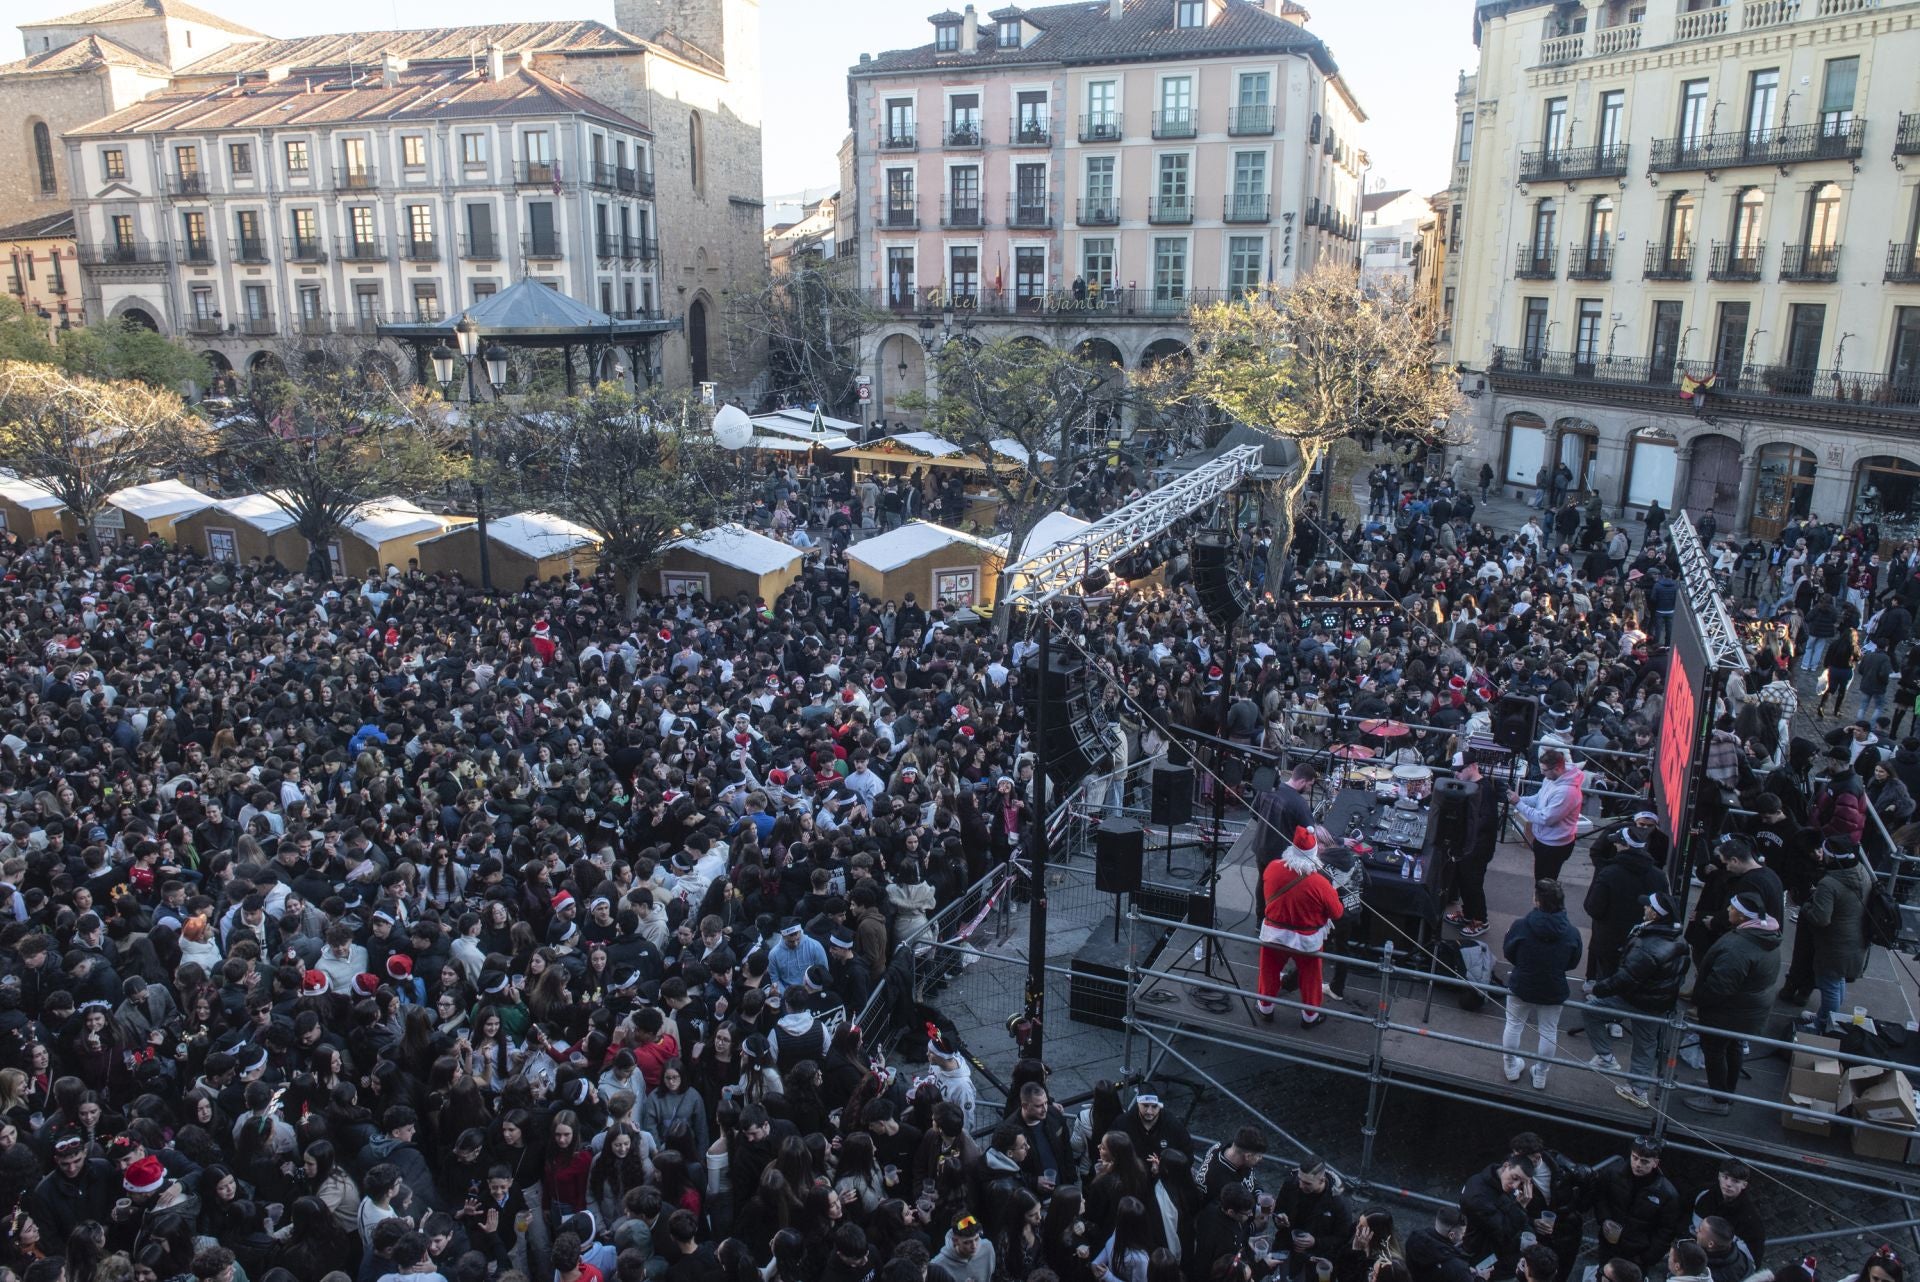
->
[377, 278, 676, 344]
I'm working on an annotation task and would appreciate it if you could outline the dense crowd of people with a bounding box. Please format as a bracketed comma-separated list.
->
[0, 444, 1907, 1282]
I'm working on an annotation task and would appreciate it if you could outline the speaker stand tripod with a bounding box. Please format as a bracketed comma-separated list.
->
[1170, 769, 1252, 1019]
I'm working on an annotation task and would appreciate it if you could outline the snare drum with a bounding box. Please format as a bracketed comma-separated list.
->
[1392, 763, 1434, 802]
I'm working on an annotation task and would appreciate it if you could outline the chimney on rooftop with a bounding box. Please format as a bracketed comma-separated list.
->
[961, 5, 978, 52]
[380, 51, 407, 87]
[1109, 0, 1123, 20]
[485, 43, 504, 80]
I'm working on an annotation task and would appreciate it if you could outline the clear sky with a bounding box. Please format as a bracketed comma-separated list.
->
[4, 0, 1479, 202]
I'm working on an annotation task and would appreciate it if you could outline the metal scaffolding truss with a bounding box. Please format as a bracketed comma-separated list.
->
[1003, 444, 1266, 607]
[1669, 510, 1749, 672]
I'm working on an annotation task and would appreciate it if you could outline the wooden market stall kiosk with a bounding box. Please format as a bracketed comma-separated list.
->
[845, 520, 1006, 612]
[333, 497, 466, 578]
[655, 522, 803, 604]
[75, 480, 216, 544]
[0, 475, 68, 539]
[175, 492, 311, 566]
[832, 432, 1054, 533]
[417, 510, 601, 587]
[750, 408, 859, 455]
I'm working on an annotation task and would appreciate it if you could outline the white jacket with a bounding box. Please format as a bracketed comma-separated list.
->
[1515, 767, 1585, 846]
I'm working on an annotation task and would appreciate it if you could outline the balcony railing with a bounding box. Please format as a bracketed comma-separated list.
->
[186, 317, 223, 336]
[515, 161, 563, 188]
[1708, 241, 1765, 281]
[1151, 109, 1196, 140]
[1780, 242, 1841, 281]
[1489, 345, 1920, 421]
[339, 311, 385, 336]
[1008, 197, 1051, 229]
[1079, 113, 1122, 143]
[338, 236, 386, 262]
[871, 285, 1247, 321]
[1012, 122, 1051, 147]
[1538, 32, 1583, 65]
[461, 233, 501, 260]
[229, 237, 270, 264]
[239, 313, 276, 337]
[885, 200, 919, 229]
[293, 313, 332, 337]
[1649, 119, 1868, 172]
[1514, 242, 1557, 279]
[1223, 193, 1271, 223]
[79, 241, 166, 268]
[1228, 105, 1275, 136]
[334, 167, 377, 191]
[1742, 0, 1800, 30]
[1593, 23, 1643, 53]
[1674, 5, 1731, 40]
[177, 240, 216, 265]
[1518, 142, 1630, 183]
[523, 233, 563, 259]
[284, 237, 327, 264]
[880, 125, 918, 152]
[1077, 199, 1119, 226]
[1149, 195, 1192, 224]
[944, 121, 983, 148]
[596, 233, 618, 259]
[1644, 242, 1694, 281]
[623, 168, 655, 199]
[1899, 113, 1920, 157]
[1566, 242, 1613, 280]
[622, 235, 659, 263]
[166, 171, 215, 200]
[941, 198, 984, 228]
[1888, 243, 1920, 284]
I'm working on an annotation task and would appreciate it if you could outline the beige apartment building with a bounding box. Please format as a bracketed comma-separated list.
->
[846, 0, 1366, 431]
[1449, 0, 1920, 538]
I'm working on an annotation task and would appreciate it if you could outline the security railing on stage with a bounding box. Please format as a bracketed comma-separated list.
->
[1121, 906, 1920, 1207]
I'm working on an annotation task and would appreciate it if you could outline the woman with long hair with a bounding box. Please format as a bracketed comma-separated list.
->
[651, 1148, 701, 1219]
[780, 1061, 827, 1139]
[589, 1126, 649, 1227]
[302, 1140, 360, 1235]
[542, 1109, 592, 1224]
[1094, 1196, 1153, 1282]
[831, 1131, 885, 1216]
[1086, 1132, 1152, 1242]
[996, 1187, 1047, 1279]
[639, 1059, 709, 1159]
[278, 1197, 356, 1282]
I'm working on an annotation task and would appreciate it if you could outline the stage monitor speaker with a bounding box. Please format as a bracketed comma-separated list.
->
[1150, 764, 1195, 827]
[1095, 820, 1145, 895]
[1189, 532, 1251, 628]
[1070, 917, 1172, 1028]
[1493, 694, 1540, 754]
[1430, 777, 1475, 862]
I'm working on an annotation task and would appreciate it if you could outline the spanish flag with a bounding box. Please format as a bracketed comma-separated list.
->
[1680, 370, 1718, 401]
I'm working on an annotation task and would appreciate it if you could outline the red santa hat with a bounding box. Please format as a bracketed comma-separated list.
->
[354, 973, 382, 995]
[1281, 825, 1320, 870]
[766, 674, 782, 690]
[1207, 664, 1223, 679]
[533, 620, 550, 634]
[870, 677, 888, 693]
[1448, 675, 1467, 692]
[123, 1156, 166, 1194]
[386, 954, 413, 979]
[658, 627, 674, 643]
[768, 769, 788, 786]
[551, 890, 576, 912]
[301, 969, 331, 996]
[952, 705, 971, 722]
[958, 725, 976, 740]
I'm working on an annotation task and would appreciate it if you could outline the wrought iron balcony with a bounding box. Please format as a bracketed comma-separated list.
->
[869, 285, 1244, 321]
[1900, 113, 1920, 157]
[1643, 243, 1693, 281]
[1149, 196, 1192, 224]
[1079, 113, 1122, 143]
[293, 313, 333, 336]
[229, 237, 270, 264]
[1649, 119, 1867, 172]
[1513, 242, 1557, 279]
[1011, 122, 1051, 147]
[1077, 199, 1118, 226]
[1566, 242, 1613, 280]
[515, 161, 564, 188]
[885, 200, 919, 229]
[79, 241, 166, 268]
[880, 125, 918, 152]
[334, 166, 377, 192]
[177, 240, 216, 265]
[166, 172, 213, 199]
[1228, 105, 1274, 136]
[596, 233, 618, 259]
[1151, 109, 1196, 140]
[1008, 197, 1051, 229]
[284, 237, 327, 264]
[622, 236, 659, 264]
[1223, 193, 1271, 223]
[239, 313, 276, 337]
[186, 317, 223, 336]
[944, 121, 983, 148]
[940, 198, 984, 229]
[460, 234, 501, 260]
[1888, 243, 1920, 284]
[1518, 142, 1630, 183]
[1780, 243, 1841, 282]
[338, 236, 386, 262]
[400, 237, 438, 262]
[1708, 241, 1764, 281]
[523, 232, 563, 259]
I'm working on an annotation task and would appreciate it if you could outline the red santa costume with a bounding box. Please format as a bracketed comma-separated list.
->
[1257, 826, 1345, 1026]
[530, 619, 558, 664]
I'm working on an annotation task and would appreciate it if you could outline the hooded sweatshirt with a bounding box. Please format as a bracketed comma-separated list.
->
[929, 1232, 996, 1282]
[1516, 765, 1586, 846]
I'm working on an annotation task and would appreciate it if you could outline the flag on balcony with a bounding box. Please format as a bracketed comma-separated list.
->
[552, 162, 563, 196]
[1679, 370, 1717, 401]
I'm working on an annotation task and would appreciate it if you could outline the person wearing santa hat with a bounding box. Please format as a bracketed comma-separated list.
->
[529, 617, 558, 665]
[1257, 827, 1345, 1027]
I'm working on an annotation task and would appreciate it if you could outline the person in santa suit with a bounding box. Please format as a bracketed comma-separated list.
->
[1256, 826, 1346, 1028]
[530, 617, 558, 665]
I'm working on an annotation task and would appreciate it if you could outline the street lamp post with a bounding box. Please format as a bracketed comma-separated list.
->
[432, 318, 507, 591]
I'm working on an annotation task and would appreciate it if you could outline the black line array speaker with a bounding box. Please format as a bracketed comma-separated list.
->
[1095, 819, 1145, 894]
[1189, 532, 1252, 628]
[1150, 763, 1195, 827]
[1493, 694, 1540, 754]
[1023, 650, 1111, 782]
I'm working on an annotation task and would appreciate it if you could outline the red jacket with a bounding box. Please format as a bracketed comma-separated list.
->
[1261, 857, 1345, 934]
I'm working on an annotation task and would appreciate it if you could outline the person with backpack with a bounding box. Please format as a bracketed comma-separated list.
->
[1255, 827, 1345, 1029]
[1795, 836, 1877, 1031]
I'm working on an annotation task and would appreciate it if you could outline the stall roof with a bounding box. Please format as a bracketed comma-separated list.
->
[0, 476, 66, 511]
[203, 492, 299, 534]
[664, 522, 801, 576]
[834, 432, 1054, 469]
[346, 497, 454, 545]
[749, 410, 856, 451]
[846, 520, 1002, 573]
[109, 479, 213, 521]
[764, 406, 864, 435]
[420, 510, 599, 559]
[1019, 511, 1091, 559]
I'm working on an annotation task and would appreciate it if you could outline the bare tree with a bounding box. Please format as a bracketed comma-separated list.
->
[479, 383, 750, 617]
[1148, 267, 1462, 582]
[733, 242, 884, 418]
[0, 360, 207, 557]
[218, 349, 460, 580]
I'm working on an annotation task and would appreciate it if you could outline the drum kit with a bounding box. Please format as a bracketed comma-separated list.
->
[1329, 718, 1414, 788]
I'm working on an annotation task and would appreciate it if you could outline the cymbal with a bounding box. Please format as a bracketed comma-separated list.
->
[1331, 743, 1377, 760]
[1359, 719, 1412, 737]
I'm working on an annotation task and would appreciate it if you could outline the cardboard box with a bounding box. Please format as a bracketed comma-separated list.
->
[1786, 1031, 1846, 1105]
[1784, 1093, 1839, 1136]
[1849, 1067, 1920, 1127]
[1850, 1121, 1916, 1163]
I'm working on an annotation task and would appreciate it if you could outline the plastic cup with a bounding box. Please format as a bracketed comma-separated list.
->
[1043, 1168, 1057, 1187]
[1854, 1006, 1870, 1027]
[884, 1164, 899, 1186]
[1539, 1212, 1556, 1231]
[1316, 1259, 1334, 1282]
[1250, 1236, 1273, 1258]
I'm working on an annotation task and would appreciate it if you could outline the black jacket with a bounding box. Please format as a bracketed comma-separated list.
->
[1459, 1163, 1536, 1271]
[1589, 1157, 1680, 1268]
[1406, 1227, 1477, 1282]
[1592, 921, 1689, 1013]
[1693, 918, 1784, 1029]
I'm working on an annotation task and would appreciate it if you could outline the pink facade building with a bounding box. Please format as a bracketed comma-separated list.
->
[848, 0, 1367, 429]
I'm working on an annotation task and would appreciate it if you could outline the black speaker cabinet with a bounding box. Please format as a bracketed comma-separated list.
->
[1190, 532, 1251, 628]
[1069, 916, 1172, 1029]
[1493, 694, 1540, 754]
[1430, 777, 1475, 862]
[1023, 651, 1112, 781]
[1150, 764, 1195, 827]
[1095, 820, 1145, 895]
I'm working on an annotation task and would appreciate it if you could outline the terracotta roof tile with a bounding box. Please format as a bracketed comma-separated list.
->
[171, 20, 646, 77]
[0, 212, 76, 240]
[20, 0, 266, 39]
[0, 32, 170, 78]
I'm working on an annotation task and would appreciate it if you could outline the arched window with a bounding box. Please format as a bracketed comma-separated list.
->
[32, 122, 56, 195]
[688, 111, 705, 197]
